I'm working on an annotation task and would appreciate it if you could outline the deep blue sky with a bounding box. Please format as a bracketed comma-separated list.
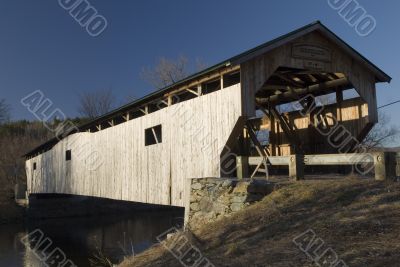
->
[1, 1, 400, 126]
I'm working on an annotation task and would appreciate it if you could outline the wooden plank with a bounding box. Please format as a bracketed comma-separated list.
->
[289, 154, 304, 180]
[374, 152, 397, 181]
[248, 153, 374, 166]
[305, 153, 374, 165]
[236, 156, 249, 179]
[248, 156, 290, 166]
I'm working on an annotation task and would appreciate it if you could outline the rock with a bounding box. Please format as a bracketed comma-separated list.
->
[191, 183, 203, 190]
[222, 180, 233, 187]
[203, 211, 216, 221]
[232, 182, 250, 194]
[199, 197, 213, 212]
[190, 202, 200, 211]
[205, 178, 219, 183]
[190, 193, 203, 202]
[231, 195, 247, 203]
[230, 203, 244, 212]
[213, 202, 227, 214]
[196, 190, 205, 197]
[188, 178, 275, 227]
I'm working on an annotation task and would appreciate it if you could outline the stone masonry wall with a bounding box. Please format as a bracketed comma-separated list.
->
[187, 178, 276, 230]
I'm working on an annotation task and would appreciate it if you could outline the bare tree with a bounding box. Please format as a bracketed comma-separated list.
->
[78, 89, 116, 119]
[361, 111, 399, 150]
[0, 99, 10, 124]
[141, 55, 207, 89]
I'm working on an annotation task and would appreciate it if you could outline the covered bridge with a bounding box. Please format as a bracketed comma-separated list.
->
[24, 21, 391, 209]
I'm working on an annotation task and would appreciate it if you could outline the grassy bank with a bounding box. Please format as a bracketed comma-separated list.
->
[119, 178, 400, 267]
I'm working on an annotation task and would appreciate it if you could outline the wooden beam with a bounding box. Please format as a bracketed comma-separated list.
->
[139, 106, 148, 115]
[374, 152, 397, 181]
[159, 99, 169, 106]
[186, 88, 199, 96]
[197, 84, 202, 96]
[165, 65, 240, 97]
[261, 107, 303, 154]
[108, 120, 114, 127]
[256, 78, 349, 105]
[289, 154, 304, 181]
[261, 84, 297, 91]
[246, 121, 270, 157]
[304, 154, 373, 165]
[275, 73, 304, 88]
[249, 156, 290, 166]
[249, 153, 376, 166]
[152, 128, 160, 144]
[245, 121, 270, 179]
[236, 156, 249, 179]
[123, 112, 130, 121]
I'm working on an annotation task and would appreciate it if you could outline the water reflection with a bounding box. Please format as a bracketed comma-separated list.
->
[0, 210, 183, 267]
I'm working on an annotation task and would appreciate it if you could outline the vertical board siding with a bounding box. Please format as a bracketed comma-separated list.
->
[25, 84, 242, 207]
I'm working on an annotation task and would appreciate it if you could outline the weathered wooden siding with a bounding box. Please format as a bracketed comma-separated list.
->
[240, 30, 378, 122]
[269, 97, 369, 156]
[25, 84, 242, 207]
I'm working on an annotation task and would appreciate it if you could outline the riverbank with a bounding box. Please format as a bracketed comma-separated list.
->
[0, 188, 25, 224]
[119, 178, 400, 267]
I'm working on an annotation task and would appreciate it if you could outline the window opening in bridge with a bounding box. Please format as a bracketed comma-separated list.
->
[223, 71, 240, 88]
[66, 150, 71, 161]
[33, 162, 37, 170]
[145, 125, 162, 146]
[343, 88, 360, 100]
[202, 79, 221, 95]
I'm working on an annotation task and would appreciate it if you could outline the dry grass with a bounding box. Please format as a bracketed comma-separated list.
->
[119, 178, 400, 267]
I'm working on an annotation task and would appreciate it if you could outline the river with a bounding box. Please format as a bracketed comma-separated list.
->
[0, 209, 183, 266]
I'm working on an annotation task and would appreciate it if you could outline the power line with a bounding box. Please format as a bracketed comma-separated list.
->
[378, 100, 400, 109]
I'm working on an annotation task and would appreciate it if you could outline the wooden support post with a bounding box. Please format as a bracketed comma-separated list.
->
[374, 152, 397, 181]
[289, 154, 304, 181]
[167, 96, 173, 106]
[220, 74, 224, 89]
[139, 106, 149, 115]
[236, 156, 249, 179]
[197, 84, 202, 96]
[186, 88, 199, 96]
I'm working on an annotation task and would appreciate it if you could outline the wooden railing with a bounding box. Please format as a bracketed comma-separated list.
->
[237, 152, 398, 181]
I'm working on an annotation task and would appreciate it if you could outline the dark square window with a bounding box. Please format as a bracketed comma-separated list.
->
[202, 79, 221, 95]
[33, 162, 37, 170]
[145, 125, 162, 146]
[66, 150, 71, 161]
[223, 71, 240, 88]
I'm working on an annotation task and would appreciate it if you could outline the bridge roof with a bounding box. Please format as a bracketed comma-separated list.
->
[24, 21, 391, 158]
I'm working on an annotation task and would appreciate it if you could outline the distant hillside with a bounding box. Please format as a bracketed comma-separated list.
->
[120, 178, 400, 267]
[0, 118, 87, 223]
